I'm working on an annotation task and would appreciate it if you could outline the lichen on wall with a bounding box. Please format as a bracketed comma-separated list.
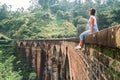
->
[84, 44, 120, 80]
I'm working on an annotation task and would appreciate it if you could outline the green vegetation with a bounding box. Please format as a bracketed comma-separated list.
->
[0, 0, 120, 80]
[0, 33, 11, 40]
[0, 0, 120, 39]
[0, 40, 22, 80]
[86, 44, 120, 80]
[0, 40, 36, 80]
[0, 50, 22, 80]
[0, 10, 77, 39]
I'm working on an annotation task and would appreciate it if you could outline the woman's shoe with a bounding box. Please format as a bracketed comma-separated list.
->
[75, 45, 81, 49]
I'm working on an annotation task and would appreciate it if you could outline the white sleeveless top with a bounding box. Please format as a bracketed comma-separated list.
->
[88, 15, 99, 31]
[90, 15, 97, 26]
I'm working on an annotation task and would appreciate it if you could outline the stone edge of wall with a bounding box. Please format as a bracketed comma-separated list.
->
[85, 25, 120, 49]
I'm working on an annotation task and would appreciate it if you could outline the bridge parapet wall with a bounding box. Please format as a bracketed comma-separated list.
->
[85, 25, 120, 48]
[84, 25, 120, 80]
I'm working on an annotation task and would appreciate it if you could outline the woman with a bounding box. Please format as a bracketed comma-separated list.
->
[75, 8, 99, 49]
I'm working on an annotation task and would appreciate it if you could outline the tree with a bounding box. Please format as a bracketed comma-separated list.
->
[0, 4, 9, 20]
[38, 0, 59, 10]
[28, 0, 41, 12]
[38, 0, 49, 10]
[97, 3, 120, 30]
[50, 0, 59, 5]
[0, 50, 22, 80]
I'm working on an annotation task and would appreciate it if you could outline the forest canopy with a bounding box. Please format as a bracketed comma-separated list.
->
[0, 0, 120, 39]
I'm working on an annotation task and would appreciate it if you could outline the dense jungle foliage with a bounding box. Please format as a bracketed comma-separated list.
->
[0, 0, 120, 80]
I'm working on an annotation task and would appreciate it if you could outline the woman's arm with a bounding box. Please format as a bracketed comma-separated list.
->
[90, 17, 94, 34]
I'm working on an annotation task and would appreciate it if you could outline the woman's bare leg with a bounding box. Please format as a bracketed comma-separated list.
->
[75, 40, 83, 49]
[79, 40, 83, 47]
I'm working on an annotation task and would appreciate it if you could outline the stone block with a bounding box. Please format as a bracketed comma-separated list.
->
[85, 32, 97, 44]
[97, 29, 108, 46]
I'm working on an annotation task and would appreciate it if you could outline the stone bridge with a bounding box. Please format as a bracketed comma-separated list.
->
[16, 25, 120, 80]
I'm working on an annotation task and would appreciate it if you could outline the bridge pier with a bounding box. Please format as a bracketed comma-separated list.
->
[31, 47, 37, 70]
[25, 47, 30, 63]
[36, 46, 41, 80]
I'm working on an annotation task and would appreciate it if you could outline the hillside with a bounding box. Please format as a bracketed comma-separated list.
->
[0, 10, 77, 40]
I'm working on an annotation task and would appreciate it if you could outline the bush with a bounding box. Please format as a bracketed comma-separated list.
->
[73, 16, 87, 27]
[50, 4, 66, 14]
[72, 11, 79, 18]
[57, 10, 64, 19]
[63, 12, 72, 21]
[0, 51, 22, 80]
[29, 72, 37, 80]
[0, 23, 5, 30]
[50, 4, 61, 14]
[76, 24, 86, 36]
